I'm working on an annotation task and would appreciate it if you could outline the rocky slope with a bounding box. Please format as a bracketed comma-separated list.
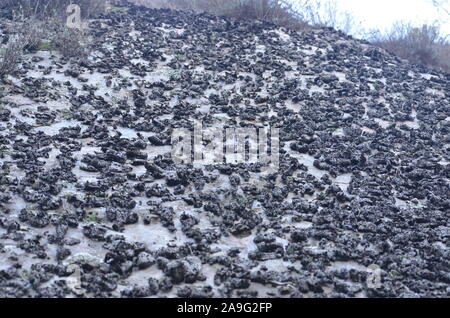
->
[0, 2, 449, 297]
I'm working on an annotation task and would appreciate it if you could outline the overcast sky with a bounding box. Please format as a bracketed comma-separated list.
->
[290, 0, 450, 37]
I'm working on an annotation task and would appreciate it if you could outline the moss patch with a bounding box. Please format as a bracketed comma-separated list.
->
[110, 6, 128, 12]
[37, 41, 52, 51]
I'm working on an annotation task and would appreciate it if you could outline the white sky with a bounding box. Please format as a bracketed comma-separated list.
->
[291, 0, 450, 37]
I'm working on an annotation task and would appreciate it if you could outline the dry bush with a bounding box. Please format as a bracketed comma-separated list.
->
[371, 22, 450, 72]
[0, 17, 49, 77]
[19, 18, 49, 52]
[214, 0, 306, 29]
[292, 0, 363, 35]
[0, 37, 25, 78]
[77, 0, 108, 18]
[131, 0, 363, 32]
[0, 1, 100, 64]
[130, 0, 309, 30]
[0, 0, 101, 61]
[1, 0, 65, 19]
[1, 0, 107, 19]
[50, 24, 91, 59]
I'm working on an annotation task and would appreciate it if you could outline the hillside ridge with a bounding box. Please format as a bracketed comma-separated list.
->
[0, 2, 449, 298]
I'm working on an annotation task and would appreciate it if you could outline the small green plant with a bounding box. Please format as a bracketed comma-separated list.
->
[64, 192, 75, 200]
[286, 245, 296, 255]
[37, 41, 52, 51]
[18, 269, 31, 280]
[24, 208, 34, 215]
[110, 6, 128, 12]
[85, 213, 101, 223]
[0, 148, 11, 155]
[389, 270, 400, 277]
[60, 109, 73, 119]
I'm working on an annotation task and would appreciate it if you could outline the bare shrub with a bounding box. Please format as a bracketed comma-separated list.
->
[1, 0, 64, 19]
[0, 37, 25, 78]
[129, 0, 309, 30]
[214, 0, 307, 30]
[50, 25, 90, 59]
[1, 0, 107, 19]
[371, 22, 450, 72]
[0, 1, 100, 63]
[19, 18, 49, 52]
[77, 0, 108, 18]
[292, 0, 363, 35]
[132, 0, 365, 32]
[0, 17, 50, 77]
